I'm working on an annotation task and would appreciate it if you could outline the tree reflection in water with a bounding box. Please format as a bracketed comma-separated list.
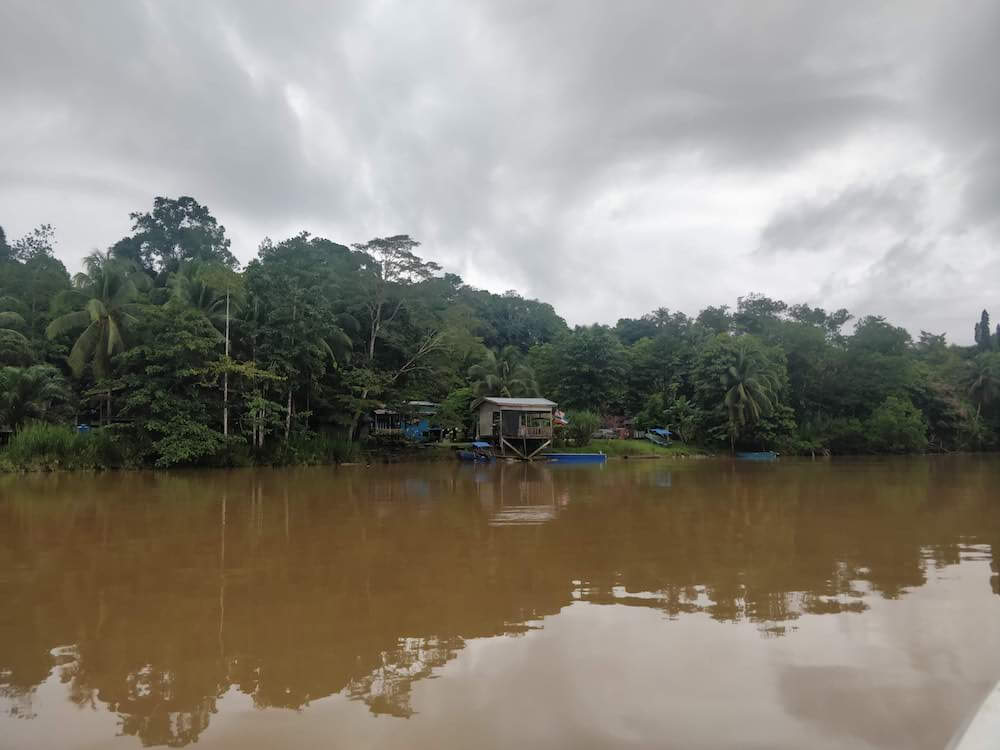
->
[0, 457, 998, 746]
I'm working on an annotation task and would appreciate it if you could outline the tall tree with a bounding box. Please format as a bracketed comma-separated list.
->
[118, 196, 237, 278]
[351, 235, 441, 363]
[532, 325, 627, 412]
[468, 346, 538, 397]
[169, 262, 247, 435]
[0, 297, 32, 366]
[45, 251, 145, 422]
[246, 235, 355, 443]
[975, 310, 993, 352]
[0, 365, 71, 429]
[346, 235, 442, 438]
[721, 340, 780, 453]
[968, 353, 1000, 417]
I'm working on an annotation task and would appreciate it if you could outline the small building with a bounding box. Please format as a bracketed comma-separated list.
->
[472, 396, 557, 459]
[371, 401, 443, 442]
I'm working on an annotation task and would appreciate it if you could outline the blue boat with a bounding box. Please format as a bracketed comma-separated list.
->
[735, 451, 778, 461]
[456, 441, 495, 462]
[542, 452, 607, 463]
[646, 427, 672, 447]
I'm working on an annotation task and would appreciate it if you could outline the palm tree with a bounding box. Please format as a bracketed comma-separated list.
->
[168, 262, 245, 332]
[968, 352, 1000, 417]
[468, 346, 538, 397]
[0, 297, 32, 366]
[0, 365, 71, 429]
[720, 341, 779, 453]
[46, 251, 146, 422]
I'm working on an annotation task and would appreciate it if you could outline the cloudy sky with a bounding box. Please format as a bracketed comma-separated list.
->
[1, 1, 998, 341]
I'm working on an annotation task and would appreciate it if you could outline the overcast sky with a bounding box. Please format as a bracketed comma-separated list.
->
[2, 1, 998, 341]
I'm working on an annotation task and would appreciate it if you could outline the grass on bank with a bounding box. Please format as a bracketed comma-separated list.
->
[554, 438, 711, 457]
[0, 422, 120, 471]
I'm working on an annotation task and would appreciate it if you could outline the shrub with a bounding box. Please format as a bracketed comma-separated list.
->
[823, 417, 868, 455]
[866, 396, 928, 454]
[5, 422, 80, 469]
[287, 432, 360, 464]
[565, 410, 600, 447]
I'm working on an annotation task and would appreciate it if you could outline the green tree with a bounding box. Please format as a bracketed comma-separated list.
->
[45, 251, 146, 423]
[169, 262, 248, 435]
[692, 334, 785, 452]
[635, 393, 667, 431]
[118, 196, 237, 278]
[968, 352, 1000, 417]
[866, 395, 928, 453]
[46, 251, 144, 379]
[245, 234, 356, 443]
[721, 340, 780, 453]
[468, 346, 538, 397]
[0, 298, 32, 366]
[465, 289, 568, 352]
[436, 386, 477, 436]
[733, 293, 788, 336]
[564, 410, 600, 447]
[0, 365, 71, 429]
[696, 305, 732, 334]
[117, 307, 228, 467]
[0, 226, 72, 335]
[666, 395, 699, 443]
[975, 310, 993, 352]
[532, 325, 627, 413]
[346, 235, 442, 438]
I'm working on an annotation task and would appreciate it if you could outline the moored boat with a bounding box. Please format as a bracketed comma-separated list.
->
[735, 451, 778, 461]
[646, 427, 672, 447]
[542, 452, 607, 463]
[947, 679, 1000, 750]
[456, 441, 495, 462]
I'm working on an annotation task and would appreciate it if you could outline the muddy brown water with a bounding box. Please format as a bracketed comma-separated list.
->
[2, 456, 1000, 749]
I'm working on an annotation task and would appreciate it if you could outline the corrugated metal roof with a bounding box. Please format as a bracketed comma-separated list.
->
[474, 397, 557, 409]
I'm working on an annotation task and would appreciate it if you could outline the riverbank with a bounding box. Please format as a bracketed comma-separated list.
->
[552, 438, 713, 458]
[0, 426, 711, 472]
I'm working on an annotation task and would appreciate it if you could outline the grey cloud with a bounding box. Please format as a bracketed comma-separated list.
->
[759, 178, 927, 254]
[1, 0, 999, 339]
[921, 0, 1000, 230]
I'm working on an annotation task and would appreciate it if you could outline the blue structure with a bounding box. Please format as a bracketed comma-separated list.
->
[371, 401, 442, 442]
[542, 452, 607, 464]
[735, 451, 778, 461]
[646, 428, 672, 446]
[456, 441, 495, 462]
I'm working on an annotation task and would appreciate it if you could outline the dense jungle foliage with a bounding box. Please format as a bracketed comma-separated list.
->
[1, 196, 999, 468]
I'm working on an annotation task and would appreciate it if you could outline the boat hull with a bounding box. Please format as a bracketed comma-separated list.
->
[456, 450, 494, 462]
[542, 453, 607, 463]
[735, 451, 778, 461]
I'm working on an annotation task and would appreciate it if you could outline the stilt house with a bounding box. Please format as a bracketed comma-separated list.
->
[472, 397, 557, 459]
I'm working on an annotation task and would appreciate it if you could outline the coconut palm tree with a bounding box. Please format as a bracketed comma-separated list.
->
[45, 251, 146, 422]
[721, 341, 779, 453]
[0, 297, 32, 366]
[468, 346, 538, 397]
[0, 365, 71, 429]
[968, 352, 1000, 417]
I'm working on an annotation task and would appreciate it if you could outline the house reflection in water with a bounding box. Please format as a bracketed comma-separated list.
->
[467, 463, 565, 527]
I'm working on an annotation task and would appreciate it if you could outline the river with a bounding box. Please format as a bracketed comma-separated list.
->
[2, 456, 999, 749]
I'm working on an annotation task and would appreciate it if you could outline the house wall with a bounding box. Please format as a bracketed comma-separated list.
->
[477, 405, 497, 439]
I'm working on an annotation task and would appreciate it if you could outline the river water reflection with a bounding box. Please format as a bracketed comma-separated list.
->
[2, 457, 1000, 749]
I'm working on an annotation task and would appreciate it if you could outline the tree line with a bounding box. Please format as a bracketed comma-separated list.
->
[1, 195, 999, 466]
